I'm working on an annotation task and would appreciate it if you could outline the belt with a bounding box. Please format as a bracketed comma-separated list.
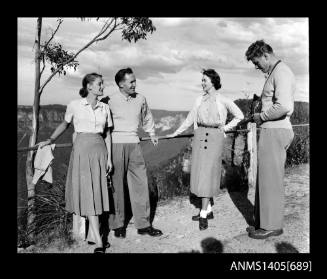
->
[197, 123, 223, 129]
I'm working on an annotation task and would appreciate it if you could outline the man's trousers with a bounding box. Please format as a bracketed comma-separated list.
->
[109, 143, 150, 230]
[254, 128, 294, 230]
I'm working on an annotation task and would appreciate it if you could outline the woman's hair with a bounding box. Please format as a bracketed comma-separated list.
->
[202, 69, 221, 90]
[245, 40, 274, 61]
[79, 72, 103, 97]
[114, 67, 134, 87]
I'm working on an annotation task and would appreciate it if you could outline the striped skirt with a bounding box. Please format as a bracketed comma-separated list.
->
[190, 127, 225, 197]
[65, 133, 110, 216]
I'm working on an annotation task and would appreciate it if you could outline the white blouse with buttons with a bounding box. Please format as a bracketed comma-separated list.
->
[172, 92, 244, 136]
[64, 98, 113, 133]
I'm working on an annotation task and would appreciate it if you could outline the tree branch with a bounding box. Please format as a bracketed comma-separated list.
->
[39, 17, 156, 96]
[40, 55, 46, 76]
[39, 18, 121, 95]
[43, 18, 63, 49]
[95, 22, 118, 42]
[39, 37, 99, 95]
[39, 19, 63, 78]
[99, 17, 115, 34]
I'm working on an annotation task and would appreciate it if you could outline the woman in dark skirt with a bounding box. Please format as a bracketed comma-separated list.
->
[38, 73, 112, 252]
[168, 69, 244, 230]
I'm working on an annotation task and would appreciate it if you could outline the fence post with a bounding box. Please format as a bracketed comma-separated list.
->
[72, 215, 86, 240]
[247, 122, 257, 188]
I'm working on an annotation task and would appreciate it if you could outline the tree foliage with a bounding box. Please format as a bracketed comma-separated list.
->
[42, 42, 79, 76]
[120, 17, 156, 42]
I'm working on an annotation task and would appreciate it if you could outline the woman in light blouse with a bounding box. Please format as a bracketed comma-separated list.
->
[38, 73, 113, 253]
[168, 69, 244, 230]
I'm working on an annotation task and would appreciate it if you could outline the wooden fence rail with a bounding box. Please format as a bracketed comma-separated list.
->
[17, 129, 249, 153]
[17, 124, 308, 153]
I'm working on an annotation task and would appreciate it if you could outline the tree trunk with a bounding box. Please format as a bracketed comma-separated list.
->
[25, 17, 42, 239]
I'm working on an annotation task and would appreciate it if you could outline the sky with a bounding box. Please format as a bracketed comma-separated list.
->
[18, 17, 309, 111]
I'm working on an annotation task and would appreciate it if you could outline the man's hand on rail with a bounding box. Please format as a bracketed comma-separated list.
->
[150, 135, 159, 146]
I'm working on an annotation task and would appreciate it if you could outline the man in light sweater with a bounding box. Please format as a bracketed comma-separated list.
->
[104, 67, 162, 238]
[245, 40, 295, 239]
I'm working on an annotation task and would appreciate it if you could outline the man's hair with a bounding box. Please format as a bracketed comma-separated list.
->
[114, 67, 134, 87]
[245, 40, 274, 61]
[202, 68, 221, 90]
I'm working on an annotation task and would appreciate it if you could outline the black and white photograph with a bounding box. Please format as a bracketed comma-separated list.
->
[17, 17, 309, 262]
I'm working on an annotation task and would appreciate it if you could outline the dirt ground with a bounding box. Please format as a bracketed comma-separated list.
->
[19, 164, 309, 253]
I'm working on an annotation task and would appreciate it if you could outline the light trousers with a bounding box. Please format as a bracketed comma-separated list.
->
[254, 128, 294, 230]
[109, 143, 150, 230]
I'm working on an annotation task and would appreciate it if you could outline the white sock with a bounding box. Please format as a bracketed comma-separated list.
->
[207, 203, 212, 213]
[200, 209, 207, 218]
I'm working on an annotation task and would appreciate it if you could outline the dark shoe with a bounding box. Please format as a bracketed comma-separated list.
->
[192, 211, 214, 221]
[88, 241, 110, 248]
[114, 227, 126, 238]
[94, 247, 105, 253]
[246, 226, 257, 233]
[199, 217, 208, 230]
[137, 226, 163, 237]
[248, 228, 283, 239]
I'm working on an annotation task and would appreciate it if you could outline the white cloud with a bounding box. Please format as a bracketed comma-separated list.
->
[153, 17, 193, 27]
[18, 17, 309, 109]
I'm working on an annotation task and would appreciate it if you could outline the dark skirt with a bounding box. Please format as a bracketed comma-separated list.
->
[190, 127, 225, 197]
[65, 133, 110, 216]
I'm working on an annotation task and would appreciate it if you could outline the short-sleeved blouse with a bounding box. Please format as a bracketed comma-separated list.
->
[64, 98, 113, 133]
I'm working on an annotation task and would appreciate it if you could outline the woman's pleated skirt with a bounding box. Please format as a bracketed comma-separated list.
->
[65, 133, 110, 216]
[190, 127, 225, 197]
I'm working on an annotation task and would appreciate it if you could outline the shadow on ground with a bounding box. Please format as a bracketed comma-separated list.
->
[275, 241, 299, 253]
[179, 237, 224, 253]
[223, 163, 255, 227]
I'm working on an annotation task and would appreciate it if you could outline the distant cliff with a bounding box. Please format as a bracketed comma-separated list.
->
[18, 105, 67, 132]
[17, 100, 309, 133]
[17, 105, 188, 136]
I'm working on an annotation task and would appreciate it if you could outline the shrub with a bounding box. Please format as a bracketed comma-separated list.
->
[18, 181, 73, 248]
[286, 126, 309, 166]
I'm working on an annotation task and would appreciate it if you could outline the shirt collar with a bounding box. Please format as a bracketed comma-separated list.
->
[118, 91, 134, 102]
[202, 91, 219, 100]
[81, 98, 102, 108]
